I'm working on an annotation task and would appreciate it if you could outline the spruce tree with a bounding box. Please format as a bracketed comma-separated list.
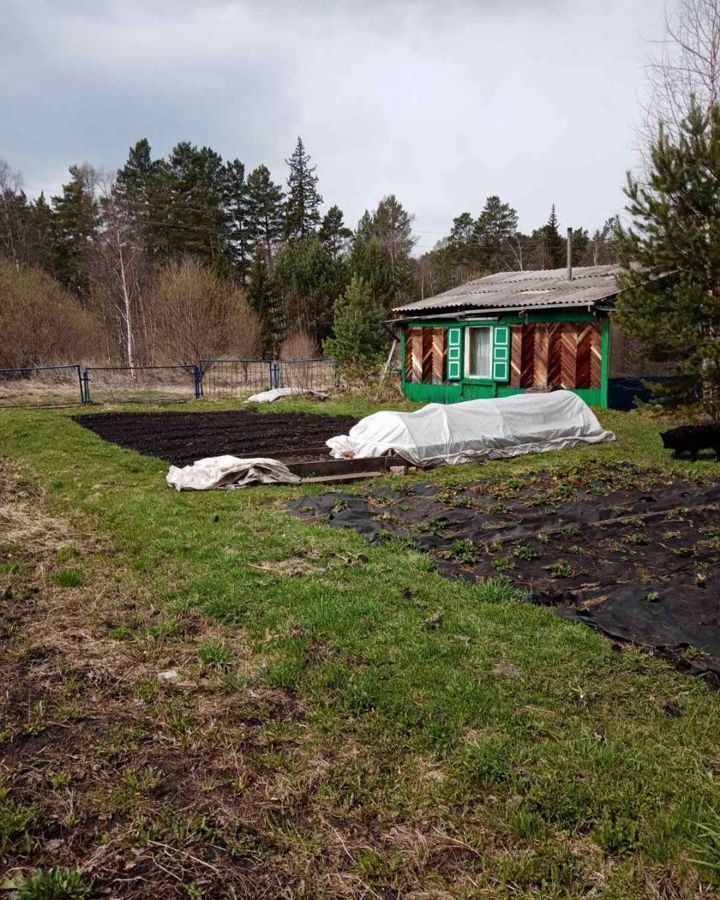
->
[284, 137, 322, 241]
[616, 101, 720, 417]
[531, 204, 565, 269]
[324, 275, 387, 378]
[245, 165, 285, 263]
[30, 192, 56, 273]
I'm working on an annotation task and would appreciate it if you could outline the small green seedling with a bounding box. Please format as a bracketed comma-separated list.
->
[545, 560, 573, 578]
[512, 543, 538, 560]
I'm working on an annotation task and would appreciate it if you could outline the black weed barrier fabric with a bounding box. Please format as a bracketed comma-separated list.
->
[289, 463, 720, 679]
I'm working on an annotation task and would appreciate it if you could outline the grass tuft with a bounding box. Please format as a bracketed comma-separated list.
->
[16, 866, 92, 900]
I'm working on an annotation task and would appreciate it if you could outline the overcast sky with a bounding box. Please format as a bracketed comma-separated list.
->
[3, 0, 665, 251]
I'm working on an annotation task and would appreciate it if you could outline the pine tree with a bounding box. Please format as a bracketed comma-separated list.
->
[52, 164, 99, 296]
[161, 142, 228, 270]
[616, 101, 720, 417]
[449, 212, 475, 247]
[247, 246, 284, 356]
[351, 196, 416, 308]
[371, 194, 415, 265]
[474, 195, 519, 271]
[114, 139, 159, 232]
[348, 235, 395, 312]
[245, 165, 285, 263]
[324, 275, 387, 377]
[284, 137, 322, 241]
[273, 236, 348, 345]
[319, 205, 352, 258]
[223, 158, 252, 284]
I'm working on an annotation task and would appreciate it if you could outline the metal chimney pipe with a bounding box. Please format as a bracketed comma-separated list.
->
[567, 227, 573, 281]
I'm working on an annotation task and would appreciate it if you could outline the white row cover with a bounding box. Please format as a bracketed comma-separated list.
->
[326, 391, 615, 467]
[167, 456, 301, 490]
[246, 387, 328, 403]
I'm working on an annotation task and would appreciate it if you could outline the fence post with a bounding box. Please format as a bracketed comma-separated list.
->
[269, 361, 280, 390]
[194, 365, 203, 399]
[81, 369, 91, 404]
[75, 365, 84, 404]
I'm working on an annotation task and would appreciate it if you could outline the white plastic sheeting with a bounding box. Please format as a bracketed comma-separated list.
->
[246, 387, 328, 403]
[326, 391, 615, 467]
[167, 456, 301, 490]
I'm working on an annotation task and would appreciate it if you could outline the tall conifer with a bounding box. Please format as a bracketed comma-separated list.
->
[284, 137, 322, 241]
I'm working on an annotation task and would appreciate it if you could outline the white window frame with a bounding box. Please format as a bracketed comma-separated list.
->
[464, 326, 493, 380]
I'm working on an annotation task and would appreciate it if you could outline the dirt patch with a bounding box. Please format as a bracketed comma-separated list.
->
[74, 410, 358, 467]
[290, 462, 720, 678]
[1, 462, 517, 898]
[0, 464, 315, 896]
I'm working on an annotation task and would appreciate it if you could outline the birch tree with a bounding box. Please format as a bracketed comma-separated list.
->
[90, 185, 151, 367]
[645, 0, 720, 140]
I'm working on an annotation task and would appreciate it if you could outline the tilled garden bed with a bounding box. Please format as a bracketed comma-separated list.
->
[290, 462, 720, 678]
[75, 410, 358, 467]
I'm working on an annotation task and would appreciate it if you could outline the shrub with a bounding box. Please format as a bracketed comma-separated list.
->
[149, 259, 261, 363]
[0, 260, 98, 368]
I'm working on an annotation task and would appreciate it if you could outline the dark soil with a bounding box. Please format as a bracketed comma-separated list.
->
[74, 410, 358, 467]
[290, 462, 720, 678]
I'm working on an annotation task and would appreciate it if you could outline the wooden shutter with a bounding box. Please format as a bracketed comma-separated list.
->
[404, 328, 424, 384]
[492, 326, 510, 381]
[446, 327, 462, 380]
[431, 328, 445, 384]
[510, 325, 523, 386]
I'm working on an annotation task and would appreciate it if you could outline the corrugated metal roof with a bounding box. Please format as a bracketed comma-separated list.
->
[394, 264, 621, 314]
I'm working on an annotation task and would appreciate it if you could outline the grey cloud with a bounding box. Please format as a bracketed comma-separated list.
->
[3, 0, 663, 240]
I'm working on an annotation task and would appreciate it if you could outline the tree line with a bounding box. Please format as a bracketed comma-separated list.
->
[415, 200, 618, 299]
[0, 139, 421, 369]
[1, 136, 618, 372]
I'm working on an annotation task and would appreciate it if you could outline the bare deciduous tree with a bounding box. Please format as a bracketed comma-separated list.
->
[0, 159, 29, 268]
[645, 0, 720, 140]
[150, 258, 262, 364]
[89, 181, 152, 369]
[279, 329, 317, 360]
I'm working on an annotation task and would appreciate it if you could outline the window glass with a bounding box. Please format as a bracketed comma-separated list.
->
[466, 327, 492, 378]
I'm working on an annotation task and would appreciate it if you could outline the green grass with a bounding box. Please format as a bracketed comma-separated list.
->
[16, 866, 91, 900]
[2, 399, 720, 894]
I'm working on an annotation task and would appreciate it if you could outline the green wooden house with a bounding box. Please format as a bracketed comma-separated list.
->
[393, 264, 642, 409]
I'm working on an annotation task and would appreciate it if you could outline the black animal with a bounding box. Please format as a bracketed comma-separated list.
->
[660, 424, 720, 460]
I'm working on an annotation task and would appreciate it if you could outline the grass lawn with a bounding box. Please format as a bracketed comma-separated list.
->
[2, 398, 720, 898]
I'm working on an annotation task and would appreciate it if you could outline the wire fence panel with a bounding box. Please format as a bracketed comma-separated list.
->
[0, 365, 83, 408]
[277, 358, 338, 392]
[0, 359, 339, 408]
[199, 359, 272, 399]
[84, 365, 197, 405]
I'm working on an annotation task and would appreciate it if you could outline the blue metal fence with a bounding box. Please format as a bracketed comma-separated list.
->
[82, 365, 199, 405]
[199, 358, 337, 399]
[1, 358, 339, 408]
